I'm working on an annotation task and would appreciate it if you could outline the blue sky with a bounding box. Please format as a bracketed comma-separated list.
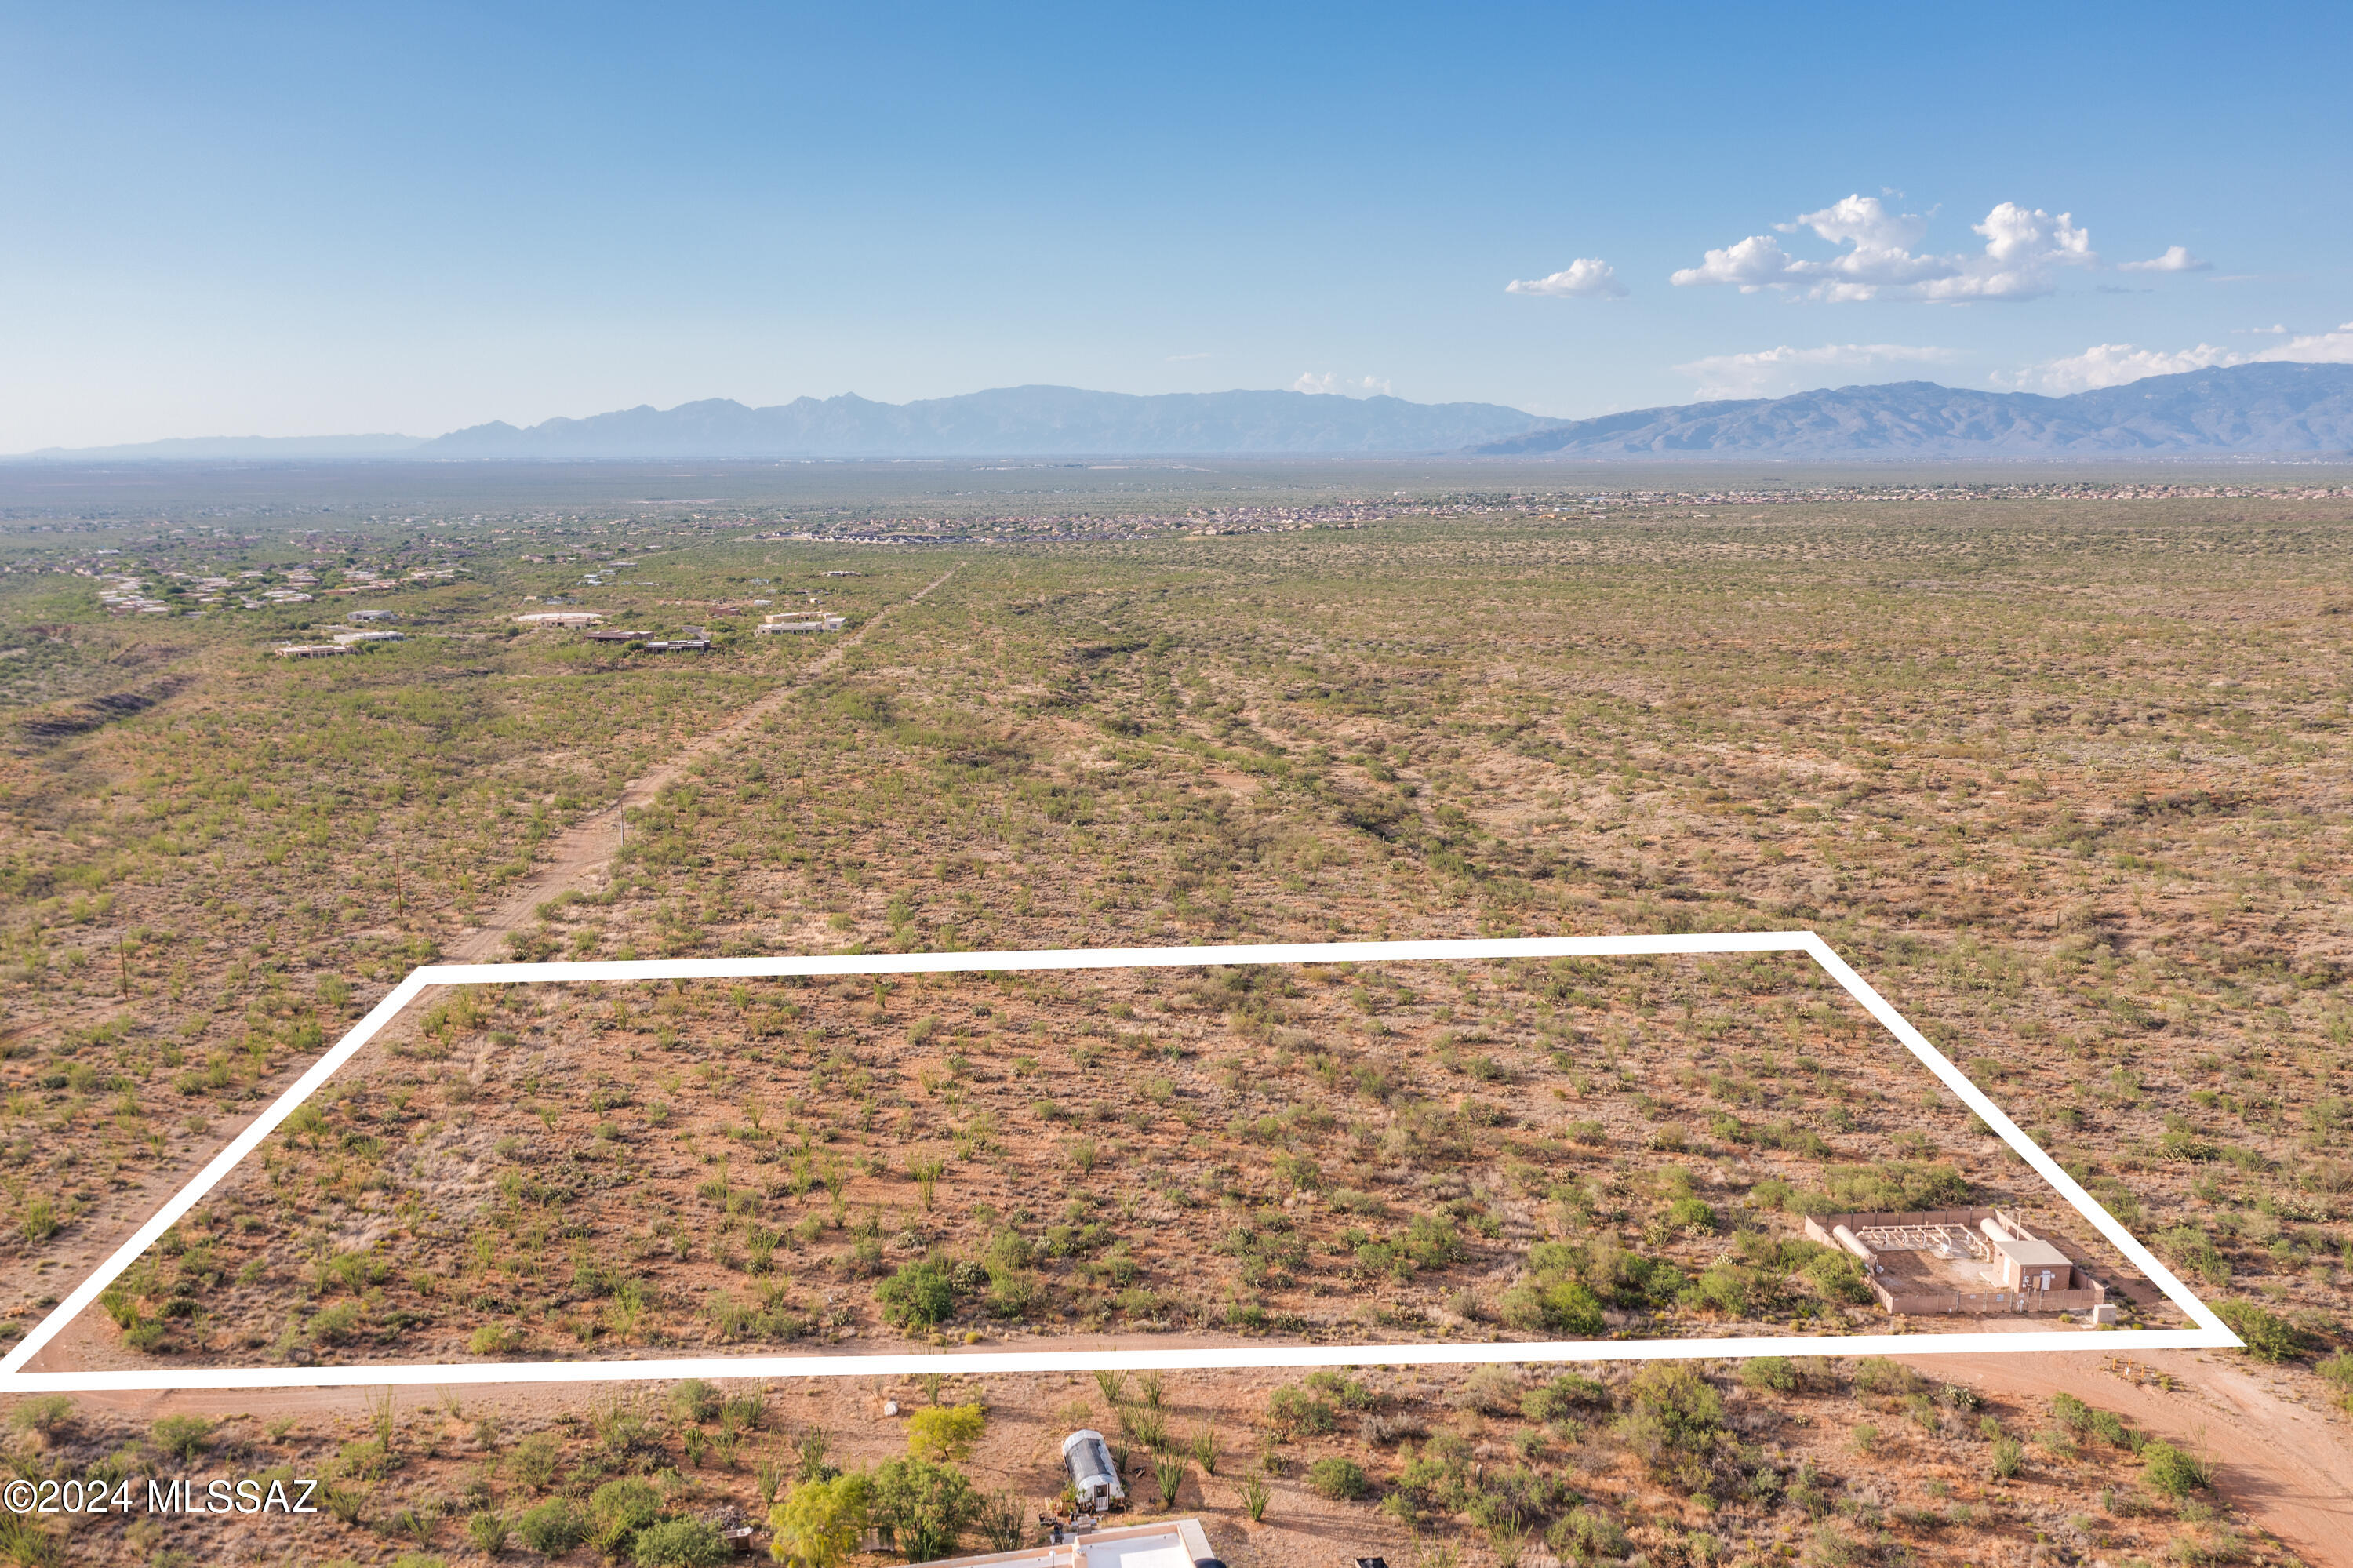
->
[5, 1, 2348, 446]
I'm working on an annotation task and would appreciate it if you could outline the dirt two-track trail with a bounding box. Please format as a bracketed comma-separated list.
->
[449, 562, 963, 962]
[18, 566, 964, 1417]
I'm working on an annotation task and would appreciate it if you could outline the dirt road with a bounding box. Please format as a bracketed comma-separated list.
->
[447, 562, 960, 962]
[1900, 1347, 2353, 1563]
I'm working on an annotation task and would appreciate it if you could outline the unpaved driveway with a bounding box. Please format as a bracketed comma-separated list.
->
[1901, 1347, 2353, 1563]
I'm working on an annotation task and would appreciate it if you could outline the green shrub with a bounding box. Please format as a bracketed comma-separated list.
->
[1803, 1162, 1969, 1213]
[1802, 1250, 1874, 1304]
[1307, 1457, 1369, 1501]
[1523, 1372, 1611, 1421]
[1551, 1505, 1630, 1558]
[2141, 1441, 2213, 1499]
[2157, 1224, 2231, 1286]
[631, 1516, 731, 1567]
[151, 1414, 212, 1461]
[1739, 1356, 1797, 1393]
[977, 1490, 1026, 1552]
[465, 1513, 510, 1555]
[1497, 1277, 1605, 1335]
[1304, 1370, 1377, 1410]
[1664, 1196, 1715, 1234]
[591, 1477, 664, 1551]
[1686, 1261, 1759, 1316]
[770, 1473, 873, 1568]
[468, 1322, 522, 1355]
[907, 1403, 987, 1463]
[1267, 1385, 1338, 1437]
[1461, 1364, 1520, 1414]
[1402, 1212, 1464, 1268]
[876, 1260, 957, 1328]
[1152, 1453, 1187, 1509]
[7, 1396, 73, 1435]
[870, 1457, 976, 1563]
[1850, 1358, 1926, 1398]
[2215, 1300, 2301, 1362]
[1617, 1363, 1722, 1490]
[509, 1432, 562, 1490]
[670, 1377, 721, 1424]
[518, 1497, 588, 1555]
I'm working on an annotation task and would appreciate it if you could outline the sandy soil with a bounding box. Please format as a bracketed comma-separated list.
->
[1901, 1347, 2353, 1564]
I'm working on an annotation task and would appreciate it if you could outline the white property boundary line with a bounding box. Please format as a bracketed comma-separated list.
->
[0, 933, 2235, 1392]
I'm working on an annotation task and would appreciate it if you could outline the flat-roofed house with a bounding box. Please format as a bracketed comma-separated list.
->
[1979, 1217, 2075, 1294]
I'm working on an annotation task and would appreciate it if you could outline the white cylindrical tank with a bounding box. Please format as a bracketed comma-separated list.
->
[1062, 1430, 1125, 1511]
[1830, 1224, 1879, 1271]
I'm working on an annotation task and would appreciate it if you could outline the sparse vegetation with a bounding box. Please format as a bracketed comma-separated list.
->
[0, 478, 2344, 1566]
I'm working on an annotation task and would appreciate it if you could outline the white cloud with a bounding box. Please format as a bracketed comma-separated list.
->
[1292, 372, 1395, 397]
[1672, 194, 2166, 303]
[1783, 193, 1926, 252]
[2118, 245, 2209, 273]
[1504, 257, 1627, 299]
[2242, 323, 2289, 335]
[1673, 342, 1957, 399]
[2260, 322, 2353, 364]
[1669, 235, 1798, 293]
[2006, 342, 2239, 394]
[2002, 322, 2353, 393]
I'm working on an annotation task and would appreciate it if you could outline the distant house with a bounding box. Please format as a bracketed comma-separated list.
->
[274, 643, 352, 659]
[347, 609, 396, 623]
[755, 610, 846, 635]
[331, 630, 404, 646]
[513, 612, 603, 628]
[644, 626, 711, 651]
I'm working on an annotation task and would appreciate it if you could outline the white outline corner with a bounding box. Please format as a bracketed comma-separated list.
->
[0, 933, 2237, 1392]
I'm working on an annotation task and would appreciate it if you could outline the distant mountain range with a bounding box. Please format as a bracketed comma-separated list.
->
[416, 385, 1550, 457]
[1473, 362, 2353, 457]
[10, 363, 2351, 461]
[9, 433, 427, 461]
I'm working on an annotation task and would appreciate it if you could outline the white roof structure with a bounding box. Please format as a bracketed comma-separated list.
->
[1980, 1221, 2070, 1271]
[907, 1518, 1213, 1568]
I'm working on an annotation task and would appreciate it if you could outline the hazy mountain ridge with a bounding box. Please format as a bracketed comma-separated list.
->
[419, 385, 1555, 457]
[12, 363, 2351, 461]
[9, 433, 427, 461]
[1475, 362, 2353, 456]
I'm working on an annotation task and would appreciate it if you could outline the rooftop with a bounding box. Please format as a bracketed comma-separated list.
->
[908, 1519, 1215, 1568]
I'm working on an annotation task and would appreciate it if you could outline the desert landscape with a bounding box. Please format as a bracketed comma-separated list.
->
[0, 466, 2348, 1563]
